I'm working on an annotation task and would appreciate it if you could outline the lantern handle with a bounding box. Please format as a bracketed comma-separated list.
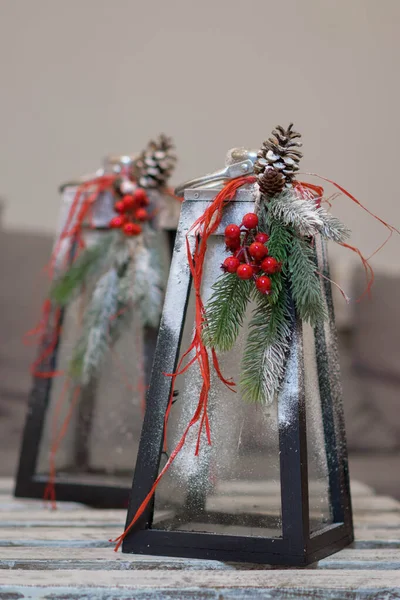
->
[174, 148, 258, 197]
[59, 154, 138, 193]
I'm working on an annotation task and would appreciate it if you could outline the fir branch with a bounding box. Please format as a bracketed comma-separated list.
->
[203, 273, 252, 352]
[69, 267, 119, 384]
[316, 207, 351, 242]
[240, 282, 292, 404]
[131, 240, 164, 328]
[258, 202, 293, 303]
[108, 259, 135, 342]
[288, 236, 327, 326]
[50, 232, 116, 306]
[265, 215, 293, 265]
[269, 192, 323, 238]
[267, 189, 351, 244]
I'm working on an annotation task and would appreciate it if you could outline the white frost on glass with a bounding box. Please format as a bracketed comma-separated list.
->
[277, 326, 300, 429]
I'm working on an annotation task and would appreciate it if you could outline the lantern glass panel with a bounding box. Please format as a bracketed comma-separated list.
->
[34, 229, 166, 490]
[153, 236, 282, 538]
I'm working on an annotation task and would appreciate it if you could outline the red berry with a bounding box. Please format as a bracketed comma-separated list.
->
[224, 224, 241, 239]
[122, 194, 136, 210]
[135, 208, 149, 221]
[236, 264, 254, 280]
[248, 242, 268, 261]
[114, 200, 126, 214]
[261, 256, 281, 274]
[133, 188, 149, 206]
[255, 232, 269, 244]
[225, 236, 241, 251]
[123, 222, 142, 236]
[256, 276, 272, 294]
[110, 216, 124, 229]
[222, 256, 240, 273]
[242, 213, 259, 229]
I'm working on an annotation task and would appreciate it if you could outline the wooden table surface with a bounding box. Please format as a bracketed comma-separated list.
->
[0, 478, 400, 598]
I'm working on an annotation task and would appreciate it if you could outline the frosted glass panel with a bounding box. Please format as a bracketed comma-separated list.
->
[35, 230, 169, 490]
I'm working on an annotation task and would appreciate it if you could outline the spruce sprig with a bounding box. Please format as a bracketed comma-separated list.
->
[50, 232, 116, 306]
[265, 211, 293, 304]
[316, 207, 351, 242]
[131, 241, 164, 329]
[258, 201, 293, 304]
[69, 267, 119, 384]
[240, 282, 292, 404]
[288, 236, 327, 326]
[203, 273, 252, 352]
[269, 192, 323, 237]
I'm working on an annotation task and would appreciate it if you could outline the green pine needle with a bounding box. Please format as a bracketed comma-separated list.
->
[240, 282, 292, 404]
[288, 236, 327, 326]
[50, 232, 116, 306]
[131, 241, 164, 329]
[68, 267, 119, 384]
[203, 273, 252, 352]
[268, 192, 323, 238]
[258, 203, 293, 304]
[265, 216, 292, 266]
[316, 207, 351, 242]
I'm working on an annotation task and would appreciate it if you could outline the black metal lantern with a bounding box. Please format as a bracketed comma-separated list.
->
[121, 147, 353, 565]
[15, 142, 180, 508]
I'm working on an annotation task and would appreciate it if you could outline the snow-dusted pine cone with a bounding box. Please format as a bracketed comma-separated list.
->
[255, 124, 303, 189]
[258, 168, 285, 197]
[134, 134, 177, 189]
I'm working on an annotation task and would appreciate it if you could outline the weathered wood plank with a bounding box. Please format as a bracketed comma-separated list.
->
[1, 477, 399, 597]
[1, 547, 400, 571]
[0, 528, 116, 547]
[0, 495, 90, 511]
[0, 526, 398, 548]
[351, 495, 400, 512]
[1, 586, 398, 600]
[1, 569, 400, 590]
[354, 513, 400, 527]
[0, 509, 172, 529]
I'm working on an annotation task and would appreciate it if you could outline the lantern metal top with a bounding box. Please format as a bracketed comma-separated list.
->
[174, 148, 258, 197]
[59, 154, 137, 192]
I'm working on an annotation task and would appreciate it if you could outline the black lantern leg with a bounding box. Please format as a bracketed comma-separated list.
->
[278, 314, 310, 556]
[143, 326, 159, 388]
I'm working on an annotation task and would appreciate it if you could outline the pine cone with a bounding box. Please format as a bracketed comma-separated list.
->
[255, 124, 303, 191]
[134, 134, 177, 189]
[258, 168, 285, 197]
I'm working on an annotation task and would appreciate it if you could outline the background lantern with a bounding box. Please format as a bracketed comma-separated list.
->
[15, 136, 180, 508]
[120, 140, 354, 565]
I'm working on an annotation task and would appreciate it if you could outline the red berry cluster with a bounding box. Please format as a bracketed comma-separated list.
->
[109, 188, 150, 236]
[222, 213, 281, 294]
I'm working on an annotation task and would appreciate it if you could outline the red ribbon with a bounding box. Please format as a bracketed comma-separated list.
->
[300, 173, 399, 300]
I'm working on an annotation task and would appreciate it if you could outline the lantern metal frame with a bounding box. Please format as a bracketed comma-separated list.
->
[14, 229, 176, 508]
[122, 187, 353, 565]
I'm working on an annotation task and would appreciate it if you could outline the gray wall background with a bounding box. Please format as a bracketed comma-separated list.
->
[0, 0, 399, 272]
